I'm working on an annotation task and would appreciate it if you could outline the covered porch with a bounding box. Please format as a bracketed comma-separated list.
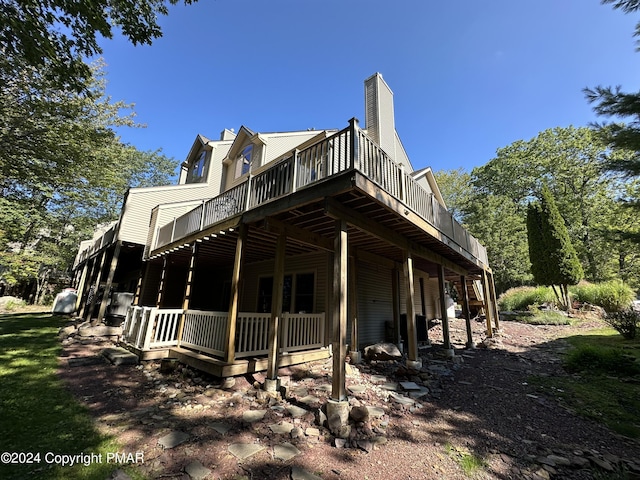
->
[121, 117, 500, 402]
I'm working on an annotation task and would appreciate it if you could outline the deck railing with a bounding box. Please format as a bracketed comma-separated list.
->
[74, 223, 118, 267]
[122, 306, 326, 360]
[152, 119, 488, 265]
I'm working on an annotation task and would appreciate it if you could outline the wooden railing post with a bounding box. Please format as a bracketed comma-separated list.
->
[291, 149, 299, 193]
[349, 117, 360, 170]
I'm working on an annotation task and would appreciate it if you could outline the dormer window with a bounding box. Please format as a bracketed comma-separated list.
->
[234, 145, 253, 179]
[188, 150, 208, 183]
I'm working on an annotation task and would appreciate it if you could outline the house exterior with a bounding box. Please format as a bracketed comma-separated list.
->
[72, 73, 500, 403]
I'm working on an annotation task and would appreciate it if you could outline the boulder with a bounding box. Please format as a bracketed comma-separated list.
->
[363, 342, 402, 361]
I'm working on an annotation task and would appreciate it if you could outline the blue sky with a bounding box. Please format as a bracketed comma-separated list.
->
[97, 0, 639, 174]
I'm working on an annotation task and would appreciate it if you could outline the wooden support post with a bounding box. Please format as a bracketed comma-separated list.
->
[403, 251, 421, 368]
[74, 262, 89, 314]
[266, 232, 286, 383]
[96, 241, 122, 325]
[79, 258, 98, 318]
[156, 255, 168, 308]
[225, 224, 247, 364]
[437, 264, 452, 352]
[460, 275, 474, 349]
[481, 269, 494, 338]
[488, 272, 501, 331]
[85, 250, 107, 322]
[349, 256, 361, 363]
[178, 243, 198, 347]
[391, 267, 401, 346]
[132, 261, 150, 307]
[331, 220, 348, 402]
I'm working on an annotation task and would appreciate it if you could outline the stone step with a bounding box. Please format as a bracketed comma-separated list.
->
[102, 347, 139, 366]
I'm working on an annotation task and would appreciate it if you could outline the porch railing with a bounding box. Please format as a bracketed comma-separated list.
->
[153, 119, 488, 266]
[122, 306, 326, 360]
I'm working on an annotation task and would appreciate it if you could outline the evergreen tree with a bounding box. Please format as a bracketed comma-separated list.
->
[526, 186, 583, 308]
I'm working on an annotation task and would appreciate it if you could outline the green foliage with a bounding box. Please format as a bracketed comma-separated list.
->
[571, 280, 635, 313]
[515, 309, 573, 325]
[604, 310, 640, 339]
[564, 343, 640, 376]
[526, 185, 583, 307]
[0, 0, 198, 92]
[498, 286, 556, 311]
[0, 58, 178, 298]
[444, 443, 487, 477]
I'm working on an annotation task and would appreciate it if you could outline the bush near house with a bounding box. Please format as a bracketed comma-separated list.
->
[498, 281, 636, 314]
[497, 286, 557, 311]
[571, 280, 635, 313]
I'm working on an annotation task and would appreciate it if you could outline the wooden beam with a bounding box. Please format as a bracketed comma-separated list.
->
[481, 269, 494, 338]
[74, 262, 89, 314]
[264, 216, 333, 251]
[156, 255, 168, 307]
[85, 250, 107, 322]
[267, 232, 286, 380]
[437, 264, 451, 350]
[96, 241, 122, 325]
[324, 197, 469, 277]
[460, 275, 474, 348]
[331, 219, 348, 401]
[177, 243, 198, 347]
[488, 271, 501, 331]
[225, 224, 247, 364]
[403, 251, 418, 362]
[352, 173, 488, 270]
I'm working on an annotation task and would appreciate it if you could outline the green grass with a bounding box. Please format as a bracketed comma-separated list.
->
[0, 313, 137, 480]
[444, 443, 487, 477]
[531, 326, 640, 439]
[512, 310, 573, 325]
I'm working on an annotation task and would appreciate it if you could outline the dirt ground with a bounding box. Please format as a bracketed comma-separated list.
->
[57, 315, 640, 480]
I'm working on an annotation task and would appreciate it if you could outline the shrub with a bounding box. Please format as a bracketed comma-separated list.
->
[571, 280, 635, 313]
[605, 309, 640, 339]
[565, 344, 640, 376]
[497, 286, 556, 311]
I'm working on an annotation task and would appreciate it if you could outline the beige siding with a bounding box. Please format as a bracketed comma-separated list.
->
[118, 142, 232, 246]
[355, 260, 394, 348]
[399, 269, 437, 320]
[240, 252, 328, 314]
[262, 132, 325, 165]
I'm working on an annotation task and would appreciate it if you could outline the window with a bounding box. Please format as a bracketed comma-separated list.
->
[235, 144, 253, 178]
[257, 273, 315, 313]
[187, 150, 208, 183]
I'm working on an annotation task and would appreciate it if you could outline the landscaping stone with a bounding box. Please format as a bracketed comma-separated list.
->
[364, 342, 402, 361]
[158, 431, 190, 449]
[242, 409, 267, 423]
[291, 466, 323, 480]
[211, 422, 232, 435]
[349, 405, 369, 422]
[269, 422, 294, 435]
[78, 325, 122, 337]
[366, 406, 385, 418]
[274, 442, 300, 461]
[228, 443, 266, 461]
[286, 404, 308, 418]
[102, 347, 138, 366]
[184, 460, 211, 480]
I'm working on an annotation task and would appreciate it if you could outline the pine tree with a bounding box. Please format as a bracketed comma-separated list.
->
[526, 186, 583, 308]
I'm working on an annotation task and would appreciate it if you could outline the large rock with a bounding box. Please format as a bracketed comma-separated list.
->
[364, 342, 402, 361]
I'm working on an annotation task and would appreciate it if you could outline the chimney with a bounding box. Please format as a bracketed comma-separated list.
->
[220, 128, 236, 141]
[364, 73, 396, 161]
